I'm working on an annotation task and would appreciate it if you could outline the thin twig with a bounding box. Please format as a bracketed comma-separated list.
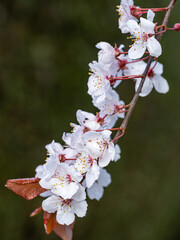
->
[114, 0, 177, 144]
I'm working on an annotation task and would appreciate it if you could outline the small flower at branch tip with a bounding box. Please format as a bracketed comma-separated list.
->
[127, 11, 162, 59]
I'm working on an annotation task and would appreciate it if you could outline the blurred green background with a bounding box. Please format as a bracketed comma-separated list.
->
[1, 0, 180, 239]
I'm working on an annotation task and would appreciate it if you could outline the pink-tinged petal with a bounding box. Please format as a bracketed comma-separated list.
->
[72, 200, 88, 217]
[128, 41, 146, 60]
[152, 75, 169, 94]
[140, 17, 155, 34]
[5, 178, 46, 200]
[147, 37, 162, 58]
[30, 206, 43, 217]
[53, 222, 75, 240]
[135, 78, 153, 97]
[43, 211, 57, 235]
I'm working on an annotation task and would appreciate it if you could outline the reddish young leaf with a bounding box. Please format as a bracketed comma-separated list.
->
[5, 178, 46, 200]
[30, 206, 43, 217]
[43, 211, 57, 235]
[53, 221, 75, 240]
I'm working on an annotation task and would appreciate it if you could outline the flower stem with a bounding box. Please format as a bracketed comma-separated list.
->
[126, 56, 150, 64]
[140, 7, 168, 11]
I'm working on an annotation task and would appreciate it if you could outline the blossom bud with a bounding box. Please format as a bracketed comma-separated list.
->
[130, 6, 142, 18]
[174, 23, 180, 31]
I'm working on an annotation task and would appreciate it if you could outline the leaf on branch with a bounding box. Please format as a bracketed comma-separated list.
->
[43, 211, 57, 235]
[30, 206, 43, 217]
[53, 221, 75, 240]
[5, 178, 46, 200]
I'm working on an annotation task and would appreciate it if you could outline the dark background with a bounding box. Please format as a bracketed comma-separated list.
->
[1, 0, 180, 239]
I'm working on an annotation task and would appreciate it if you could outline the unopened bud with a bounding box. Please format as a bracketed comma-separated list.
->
[174, 23, 180, 31]
[130, 6, 142, 18]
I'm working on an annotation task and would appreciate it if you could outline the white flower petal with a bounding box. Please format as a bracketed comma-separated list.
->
[101, 130, 112, 140]
[87, 182, 104, 201]
[99, 148, 111, 168]
[86, 163, 100, 188]
[114, 144, 121, 162]
[42, 195, 60, 213]
[72, 200, 88, 217]
[152, 75, 169, 94]
[76, 110, 95, 126]
[56, 207, 75, 225]
[152, 62, 163, 75]
[127, 20, 141, 37]
[98, 168, 111, 187]
[140, 17, 155, 34]
[147, 37, 162, 58]
[136, 77, 153, 97]
[147, 9, 155, 22]
[40, 190, 51, 198]
[73, 186, 86, 202]
[128, 41, 146, 59]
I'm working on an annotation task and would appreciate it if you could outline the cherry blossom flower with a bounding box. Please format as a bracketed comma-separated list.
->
[62, 111, 102, 151]
[74, 151, 100, 188]
[87, 63, 111, 102]
[118, 0, 138, 33]
[83, 130, 115, 167]
[127, 12, 162, 59]
[87, 168, 111, 200]
[42, 163, 82, 199]
[76, 110, 102, 131]
[135, 61, 169, 97]
[94, 89, 125, 129]
[42, 186, 87, 225]
[96, 42, 119, 75]
[45, 140, 78, 169]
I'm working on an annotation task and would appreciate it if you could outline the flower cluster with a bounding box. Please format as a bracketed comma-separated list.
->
[34, 3, 171, 226]
[6, 0, 178, 239]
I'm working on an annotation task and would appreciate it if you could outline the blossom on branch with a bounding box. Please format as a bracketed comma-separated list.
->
[127, 11, 162, 59]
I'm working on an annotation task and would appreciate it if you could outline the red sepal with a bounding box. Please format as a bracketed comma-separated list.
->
[30, 206, 43, 217]
[43, 211, 57, 235]
[53, 221, 75, 240]
[5, 177, 46, 200]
